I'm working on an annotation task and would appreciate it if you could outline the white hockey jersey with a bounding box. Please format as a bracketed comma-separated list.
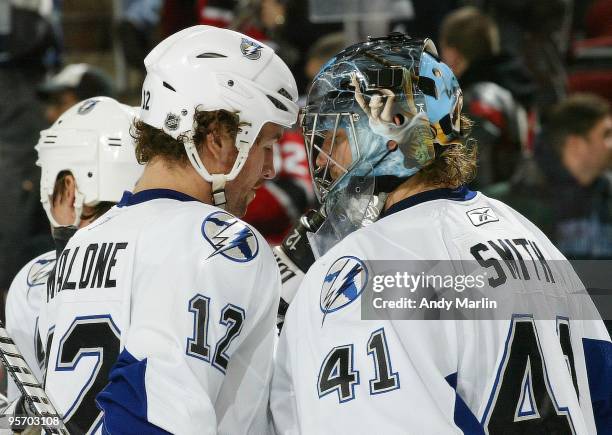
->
[5, 250, 55, 400]
[271, 186, 611, 435]
[40, 189, 280, 435]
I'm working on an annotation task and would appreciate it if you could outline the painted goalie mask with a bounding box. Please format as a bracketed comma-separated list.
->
[301, 33, 464, 255]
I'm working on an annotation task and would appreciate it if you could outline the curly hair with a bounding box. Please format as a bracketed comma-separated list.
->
[133, 109, 243, 165]
[418, 115, 477, 188]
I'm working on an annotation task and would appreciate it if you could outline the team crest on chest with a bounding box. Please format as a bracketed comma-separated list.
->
[320, 256, 368, 322]
[202, 211, 259, 262]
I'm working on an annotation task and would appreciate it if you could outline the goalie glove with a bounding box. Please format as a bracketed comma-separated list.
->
[274, 208, 326, 327]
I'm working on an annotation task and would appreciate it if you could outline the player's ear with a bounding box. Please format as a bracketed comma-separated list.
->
[202, 131, 237, 172]
[51, 173, 77, 226]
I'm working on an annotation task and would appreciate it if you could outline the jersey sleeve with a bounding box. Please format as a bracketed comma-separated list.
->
[5, 254, 51, 401]
[96, 221, 280, 435]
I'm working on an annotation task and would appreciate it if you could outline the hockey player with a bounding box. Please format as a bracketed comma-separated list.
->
[5, 96, 143, 403]
[271, 33, 611, 434]
[42, 26, 298, 434]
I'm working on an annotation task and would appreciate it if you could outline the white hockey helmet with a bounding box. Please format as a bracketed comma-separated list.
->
[36, 96, 144, 227]
[139, 25, 299, 207]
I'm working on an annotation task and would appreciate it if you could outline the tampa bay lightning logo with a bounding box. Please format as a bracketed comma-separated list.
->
[320, 256, 368, 323]
[26, 253, 56, 287]
[77, 99, 100, 115]
[240, 38, 263, 60]
[202, 211, 259, 262]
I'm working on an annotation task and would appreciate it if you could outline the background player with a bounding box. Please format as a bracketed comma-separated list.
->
[42, 26, 298, 434]
[4, 96, 143, 403]
[271, 33, 611, 434]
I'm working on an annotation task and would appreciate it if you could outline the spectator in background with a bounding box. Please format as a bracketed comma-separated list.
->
[474, 0, 572, 112]
[487, 93, 612, 259]
[303, 32, 346, 94]
[0, 1, 56, 320]
[567, 0, 612, 106]
[37, 63, 115, 124]
[117, 0, 163, 71]
[439, 6, 536, 188]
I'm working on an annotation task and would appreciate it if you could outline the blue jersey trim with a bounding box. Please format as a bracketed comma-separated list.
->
[96, 349, 171, 435]
[445, 372, 485, 434]
[381, 185, 476, 218]
[582, 337, 612, 434]
[117, 189, 199, 208]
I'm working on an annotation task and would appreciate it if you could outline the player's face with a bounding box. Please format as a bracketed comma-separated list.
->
[585, 115, 612, 171]
[315, 127, 352, 181]
[224, 122, 281, 217]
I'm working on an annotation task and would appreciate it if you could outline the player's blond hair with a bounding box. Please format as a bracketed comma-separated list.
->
[417, 114, 477, 188]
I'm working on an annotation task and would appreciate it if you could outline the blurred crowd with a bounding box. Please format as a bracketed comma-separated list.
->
[0, 0, 611, 314]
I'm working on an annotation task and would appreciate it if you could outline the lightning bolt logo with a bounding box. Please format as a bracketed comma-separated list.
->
[240, 38, 263, 60]
[27, 254, 56, 287]
[320, 256, 368, 325]
[202, 212, 259, 262]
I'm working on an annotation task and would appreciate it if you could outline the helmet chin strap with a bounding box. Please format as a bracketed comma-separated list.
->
[211, 174, 227, 209]
[184, 138, 227, 209]
[184, 134, 251, 211]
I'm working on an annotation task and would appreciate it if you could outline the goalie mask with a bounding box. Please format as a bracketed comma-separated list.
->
[302, 33, 464, 255]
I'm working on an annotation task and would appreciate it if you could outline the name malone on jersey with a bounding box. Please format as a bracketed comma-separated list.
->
[47, 242, 128, 301]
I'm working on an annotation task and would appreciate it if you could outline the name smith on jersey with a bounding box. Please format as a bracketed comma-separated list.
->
[47, 241, 129, 301]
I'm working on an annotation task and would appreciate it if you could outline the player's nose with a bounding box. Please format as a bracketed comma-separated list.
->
[316, 150, 329, 169]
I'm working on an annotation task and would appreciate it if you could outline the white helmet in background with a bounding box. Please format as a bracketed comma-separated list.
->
[139, 25, 299, 208]
[36, 96, 144, 227]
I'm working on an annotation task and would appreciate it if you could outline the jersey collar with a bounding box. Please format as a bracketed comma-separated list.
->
[380, 185, 476, 218]
[117, 189, 199, 207]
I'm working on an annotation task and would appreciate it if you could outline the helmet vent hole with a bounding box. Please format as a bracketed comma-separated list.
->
[277, 88, 292, 100]
[196, 52, 227, 58]
[163, 82, 176, 92]
[417, 76, 438, 99]
[87, 172, 93, 178]
[107, 138, 122, 147]
[267, 95, 288, 112]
